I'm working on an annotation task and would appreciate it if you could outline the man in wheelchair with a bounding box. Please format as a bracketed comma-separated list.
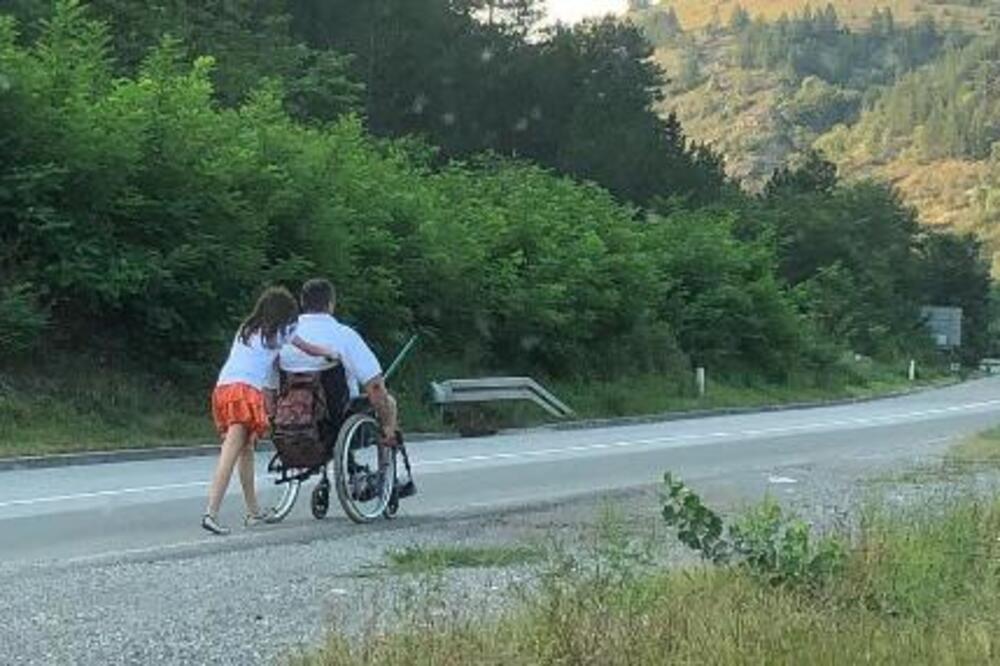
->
[264, 278, 413, 523]
[278, 278, 399, 447]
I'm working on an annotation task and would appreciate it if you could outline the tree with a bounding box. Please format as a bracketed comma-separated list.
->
[917, 232, 993, 363]
[285, 3, 723, 206]
[647, 210, 805, 374]
[678, 49, 702, 89]
[6, 0, 364, 114]
[728, 5, 751, 33]
[283, 50, 363, 124]
[633, 5, 682, 45]
[462, 0, 544, 35]
[0, 2, 720, 374]
[758, 154, 935, 357]
[548, 19, 725, 204]
[783, 77, 861, 132]
[765, 151, 838, 197]
[818, 4, 839, 36]
[870, 7, 895, 36]
[706, 5, 722, 36]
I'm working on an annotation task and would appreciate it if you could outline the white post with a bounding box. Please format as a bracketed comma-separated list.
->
[696, 367, 706, 397]
[908, 359, 916, 382]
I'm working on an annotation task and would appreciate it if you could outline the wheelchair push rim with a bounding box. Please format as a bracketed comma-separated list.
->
[269, 478, 301, 523]
[332, 413, 395, 523]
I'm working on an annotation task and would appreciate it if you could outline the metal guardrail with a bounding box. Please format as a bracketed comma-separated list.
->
[430, 377, 575, 418]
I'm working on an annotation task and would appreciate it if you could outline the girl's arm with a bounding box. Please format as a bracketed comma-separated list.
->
[264, 359, 279, 420]
[263, 388, 277, 419]
[291, 335, 337, 363]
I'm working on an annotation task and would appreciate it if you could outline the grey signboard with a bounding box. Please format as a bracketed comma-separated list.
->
[921, 306, 962, 349]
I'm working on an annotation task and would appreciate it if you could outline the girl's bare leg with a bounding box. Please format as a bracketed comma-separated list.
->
[206, 424, 248, 517]
[237, 436, 261, 516]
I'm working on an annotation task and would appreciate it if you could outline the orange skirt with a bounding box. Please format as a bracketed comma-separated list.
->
[211, 383, 269, 438]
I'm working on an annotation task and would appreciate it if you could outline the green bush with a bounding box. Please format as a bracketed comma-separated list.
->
[0, 283, 48, 354]
[662, 472, 845, 589]
[1, 1, 987, 392]
[648, 210, 806, 374]
[782, 76, 862, 132]
[0, 3, 824, 379]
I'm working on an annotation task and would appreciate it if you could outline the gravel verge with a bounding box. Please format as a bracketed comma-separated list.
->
[1, 432, 997, 666]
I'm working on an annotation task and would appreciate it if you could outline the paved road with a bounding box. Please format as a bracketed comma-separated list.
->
[3, 377, 1000, 569]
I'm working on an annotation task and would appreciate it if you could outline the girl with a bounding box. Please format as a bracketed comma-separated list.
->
[202, 286, 333, 535]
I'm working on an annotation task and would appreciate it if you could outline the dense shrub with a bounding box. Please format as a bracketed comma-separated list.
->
[1, 2, 989, 385]
[0, 4, 774, 375]
[0, 282, 48, 354]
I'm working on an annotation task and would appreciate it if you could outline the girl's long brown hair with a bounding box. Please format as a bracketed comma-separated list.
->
[239, 286, 298, 349]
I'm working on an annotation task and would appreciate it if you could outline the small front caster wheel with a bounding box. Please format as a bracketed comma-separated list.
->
[311, 479, 330, 519]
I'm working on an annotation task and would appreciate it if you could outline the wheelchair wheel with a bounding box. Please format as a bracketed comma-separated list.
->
[311, 478, 330, 519]
[268, 479, 301, 523]
[384, 487, 400, 520]
[332, 413, 395, 524]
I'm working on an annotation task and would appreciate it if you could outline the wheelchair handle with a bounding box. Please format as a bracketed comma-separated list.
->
[384, 334, 419, 382]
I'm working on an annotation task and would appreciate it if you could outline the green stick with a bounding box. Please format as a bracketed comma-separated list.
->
[384, 334, 419, 382]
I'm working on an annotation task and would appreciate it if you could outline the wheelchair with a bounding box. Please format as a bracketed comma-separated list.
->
[265, 365, 415, 524]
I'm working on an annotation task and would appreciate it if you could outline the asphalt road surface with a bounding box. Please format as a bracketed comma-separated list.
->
[3, 378, 1000, 568]
[2, 378, 1000, 665]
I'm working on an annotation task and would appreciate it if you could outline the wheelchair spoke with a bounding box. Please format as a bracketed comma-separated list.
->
[332, 414, 394, 523]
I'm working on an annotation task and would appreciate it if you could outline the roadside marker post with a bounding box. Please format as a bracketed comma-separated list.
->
[696, 367, 706, 397]
[908, 359, 916, 382]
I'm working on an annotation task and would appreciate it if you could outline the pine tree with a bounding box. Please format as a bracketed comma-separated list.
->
[728, 5, 750, 33]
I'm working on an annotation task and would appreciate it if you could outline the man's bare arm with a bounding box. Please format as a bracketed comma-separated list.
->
[291, 335, 337, 363]
[364, 375, 398, 442]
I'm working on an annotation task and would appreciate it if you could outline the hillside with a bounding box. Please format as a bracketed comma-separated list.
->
[649, 0, 1000, 32]
[818, 34, 999, 237]
[633, 0, 1000, 269]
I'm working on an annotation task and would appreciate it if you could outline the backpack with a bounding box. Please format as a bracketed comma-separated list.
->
[272, 372, 329, 469]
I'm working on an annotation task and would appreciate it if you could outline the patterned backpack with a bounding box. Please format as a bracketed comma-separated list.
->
[272, 372, 329, 469]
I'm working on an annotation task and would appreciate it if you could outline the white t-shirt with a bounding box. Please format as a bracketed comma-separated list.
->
[278, 313, 382, 397]
[217, 328, 294, 391]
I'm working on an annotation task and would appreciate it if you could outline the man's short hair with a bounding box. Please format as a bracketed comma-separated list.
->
[301, 278, 335, 313]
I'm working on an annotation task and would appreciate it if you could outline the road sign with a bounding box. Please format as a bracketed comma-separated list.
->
[920, 306, 962, 349]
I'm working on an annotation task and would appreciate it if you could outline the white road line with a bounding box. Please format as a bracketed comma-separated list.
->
[418, 400, 1000, 469]
[2, 399, 998, 510]
[0, 437, 968, 564]
[62, 536, 242, 566]
[0, 481, 208, 509]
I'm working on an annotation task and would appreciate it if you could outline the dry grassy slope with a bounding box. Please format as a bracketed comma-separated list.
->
[648, 1, 1000, 270]
[663, 66, 998, 264]
[655, 36, 805, 192]
[659, 0, 999, 32]
[665, 75, 795, 190]
[886, 159, 989, 229]
[823, 147, 998, 267]
[822, 119, 990, 230]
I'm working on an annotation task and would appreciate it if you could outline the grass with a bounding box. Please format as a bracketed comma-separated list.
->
[873, 425, 1000, 485]
[558, 362, 946, 418]
[449, 359, 952, 433]
[0, 355, 211, 458]
[0, 354, 954, 458]
[300, 495, 1000, 665]
[384, 545, 545, 576]
[946, 425, 1000, 468]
